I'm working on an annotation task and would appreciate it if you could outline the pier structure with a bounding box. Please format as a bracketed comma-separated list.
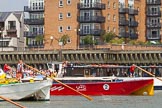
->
[0, 48, 162, 69]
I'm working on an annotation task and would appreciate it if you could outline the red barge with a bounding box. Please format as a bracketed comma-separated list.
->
[47, 62, 154, 96]
[50, 77, 154, 96]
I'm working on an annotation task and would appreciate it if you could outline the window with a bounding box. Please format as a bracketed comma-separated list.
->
[113, 27, 116, 33]
[67, 38, 71, 43]
[67, 0, 71, 5]
[67, 12, 71, 17]
[59, 26, 63, 32]
[59, 13, 63, 20]
[107, 14, 110, 21]
[59, 0, 63, 7]
[107, 26, 110, 32]
[113, 15, 116, 21]
[107, 1, 110, 8]
[8, 21, 16, 29]
[67, 26, 71, 30]
[113, 2, 116, 9]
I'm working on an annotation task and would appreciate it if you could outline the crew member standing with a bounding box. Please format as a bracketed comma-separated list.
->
[16, 60, 24, 81]
[130, 64, 135, 77]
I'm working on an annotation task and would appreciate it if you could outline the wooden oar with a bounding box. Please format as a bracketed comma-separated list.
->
[0, 96, 26, 108]
[24, 64, 93, 101]
[135, 65, 162, 82]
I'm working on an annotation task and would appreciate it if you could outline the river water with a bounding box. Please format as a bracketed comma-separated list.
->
[1, 94, 162, 108]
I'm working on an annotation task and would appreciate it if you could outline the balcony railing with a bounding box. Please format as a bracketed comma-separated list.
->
[146, 35, 161, 40]
[77, 3, 105, 10]
[119, 8, 128, 14]
[24, 18, 44, 25]
[119, 32, 138, 39]
[79, 29, 105, 36]
[24, 31, 44, 37]
[128, 9, 138, 15]
[129, 33, 138, 39]
[24, 6, 44, 12]
[147, 11, 161, 17]
[119, 20, 128, 26]
[6, 28, 17, 32]
[77, 16, 105, 23]
[147, 0, 161, 5]
[147, 23, 161, 28]
[119, 32, 129, 38]
[128, 21, 138, 27]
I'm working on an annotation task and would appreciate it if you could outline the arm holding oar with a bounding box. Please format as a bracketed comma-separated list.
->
[135, 65, 162, 82]
[0, 96, 26, 108]
[24, 64, 93, 101]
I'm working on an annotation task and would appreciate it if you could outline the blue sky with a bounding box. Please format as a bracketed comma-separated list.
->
[0, 0, 28, 11]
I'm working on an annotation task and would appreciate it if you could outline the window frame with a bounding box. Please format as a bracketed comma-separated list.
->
[67, 0, 71, 5]
[58, 26, 63, 32]
[59, 0, 63, 7]
[67, 26, 71, 30]
[67, 12, 71, 17]
[59, 13, 63, 20]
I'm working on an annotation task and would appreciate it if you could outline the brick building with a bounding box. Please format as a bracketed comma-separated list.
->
[44, 0, 162, 50]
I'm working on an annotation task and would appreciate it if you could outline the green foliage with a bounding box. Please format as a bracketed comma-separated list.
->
[128, 40, 138, 45]
[26, 38, 28, 45]
[145, 41, 161, 45]
[82, 35, 96, 45]
[132, 40, 146, 45]
[109, 38, 124, 44]
[102, 31, 117, 43]
[35, 35, 43, 42]
[60, 34, 70, 46]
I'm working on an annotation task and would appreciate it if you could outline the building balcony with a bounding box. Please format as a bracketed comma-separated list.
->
[146, 35, 161, 40]
[0, 37, 11, 47]
[119, 8, 128, 14]
[27, 44, 44, 48]
[118, 32, 129, 38]
[79, 29, 105, 36]
[77, 3, 105, 10]
[6, 33, 17, 37]
[24, 6, 44, 12]
[147, 23, 161, 28]
[147, 0, 161, 5]
[129, 33, 138, 39]
[128, 9, 138, 15]
[147, 11, 161, 17]
[128, 21, 138, 27]
[24, 18, 44, 25]
[119, 20, 128, 26]
[77, 16, 105, 23]
[24, 31, 44, 38]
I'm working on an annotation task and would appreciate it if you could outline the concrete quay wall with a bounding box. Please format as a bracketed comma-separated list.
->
[0, 46, 162, 69]
[95, 44, 162, 51]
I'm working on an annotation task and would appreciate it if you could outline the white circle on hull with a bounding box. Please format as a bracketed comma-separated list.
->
[103, 84, 109, 90]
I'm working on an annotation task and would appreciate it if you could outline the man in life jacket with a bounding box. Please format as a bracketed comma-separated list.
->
[16, 60, 24, 81]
